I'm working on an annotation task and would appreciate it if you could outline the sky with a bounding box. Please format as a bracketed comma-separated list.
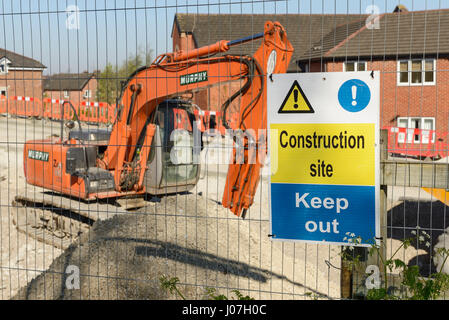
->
[1, 0, 448, 75]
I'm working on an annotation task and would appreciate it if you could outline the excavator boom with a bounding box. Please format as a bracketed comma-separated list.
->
[105, 20, 293, 216]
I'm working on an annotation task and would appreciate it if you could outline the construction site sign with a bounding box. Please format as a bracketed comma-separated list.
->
[267, 72, 380, 246]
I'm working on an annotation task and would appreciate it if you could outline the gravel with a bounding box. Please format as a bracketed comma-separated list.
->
[12, 191, 341, 300]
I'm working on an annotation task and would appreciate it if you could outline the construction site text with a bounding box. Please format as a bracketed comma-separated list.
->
[279, 130, 365, 150]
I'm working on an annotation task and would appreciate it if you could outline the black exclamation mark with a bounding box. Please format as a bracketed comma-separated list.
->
[293, 89, 299, 109]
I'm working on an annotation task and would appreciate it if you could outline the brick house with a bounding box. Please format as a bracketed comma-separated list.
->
[0, 48, 46, 98]
[301, 8, 449, 151]
[172, 9, 449, 153]
[43, 72, 98, 105]
[172, 13, 368, 114]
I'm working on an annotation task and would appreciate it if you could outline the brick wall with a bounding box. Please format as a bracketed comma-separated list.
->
[172, 26, 196, 53]
[326, 59, 449, 138]
[172, 24, 449, 142]
[0, 70, 44, 98]
[172, 23, 242, 114]
[44, 77, 99, 104]
[173, 24, 207, 109]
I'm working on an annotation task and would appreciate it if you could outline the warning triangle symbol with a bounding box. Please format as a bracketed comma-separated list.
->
[278, 80, 314, 114]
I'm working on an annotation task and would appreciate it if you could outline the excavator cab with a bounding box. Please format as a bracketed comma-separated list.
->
[144, 99, 201, 195]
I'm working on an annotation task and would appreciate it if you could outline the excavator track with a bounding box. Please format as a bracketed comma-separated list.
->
[11, 192, 143, 249]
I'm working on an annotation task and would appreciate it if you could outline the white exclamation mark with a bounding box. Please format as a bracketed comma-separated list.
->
[351, 85, 357, 106]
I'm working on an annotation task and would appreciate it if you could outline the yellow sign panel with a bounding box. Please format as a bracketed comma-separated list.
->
[278, 80, 314, 113]
[270, 123, 375, 186]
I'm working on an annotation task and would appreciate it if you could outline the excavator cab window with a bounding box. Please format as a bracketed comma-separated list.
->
[151, 100, 198, 187]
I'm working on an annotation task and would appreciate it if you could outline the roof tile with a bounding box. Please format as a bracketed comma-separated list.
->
[0, 48, 46, 69]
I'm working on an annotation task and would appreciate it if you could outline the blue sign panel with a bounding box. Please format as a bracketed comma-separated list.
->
[338, 79, 371, 113]
[271, 183, 376, 244]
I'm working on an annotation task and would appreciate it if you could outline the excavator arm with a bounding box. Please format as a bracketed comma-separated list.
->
[104, 21, 294, 217]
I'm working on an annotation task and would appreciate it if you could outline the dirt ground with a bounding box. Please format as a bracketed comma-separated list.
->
[0, 116, 65, 299]
[0, 116, 437, 300]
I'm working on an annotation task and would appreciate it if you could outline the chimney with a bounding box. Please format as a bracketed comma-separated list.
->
[393, 5, 408, 13]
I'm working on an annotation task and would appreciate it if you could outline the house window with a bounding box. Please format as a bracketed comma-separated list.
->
[0, 62, 7, 74]
[0, 87, 7, 97]
[397, 117, 435, 143]
[344, 61, 367, 72]
[398, 59, 436, 85]
[63, 91, 69, 98]
[84, 90, 91, 98]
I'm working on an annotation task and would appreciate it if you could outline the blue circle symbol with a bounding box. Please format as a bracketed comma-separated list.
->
[338, 79, 371, 112]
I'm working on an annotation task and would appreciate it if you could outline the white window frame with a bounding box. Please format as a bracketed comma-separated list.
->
[0, 86, 7, 97]
[343, 61, 367, 72]
[83, 89, 91, 98]
[63, 90, 69, 98]
[397, 117, 435, 144]
[397, 59, 436, 86]
[0, 57, 10, 75]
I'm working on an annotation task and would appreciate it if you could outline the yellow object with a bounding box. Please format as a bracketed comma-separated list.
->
[270, 123, 375, 185]
[422, 188, 449, 206]
[277, 80, 314, 113]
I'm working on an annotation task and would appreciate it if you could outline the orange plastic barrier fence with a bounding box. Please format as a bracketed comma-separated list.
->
[8, 96, 42, 118]
[1, 95, 116, 125]
[384, 126, 449, 159]
[0, 95, 7, 114]
[1, 96, 239, 136]
[42, 98, 65, 119]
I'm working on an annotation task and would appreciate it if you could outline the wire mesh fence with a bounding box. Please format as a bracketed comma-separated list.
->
[0, 0, 449, 301]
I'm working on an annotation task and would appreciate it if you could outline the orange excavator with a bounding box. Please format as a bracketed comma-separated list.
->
[14, 21, 293, 246]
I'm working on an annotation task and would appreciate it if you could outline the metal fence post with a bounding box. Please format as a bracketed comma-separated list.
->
[341, 129, 388, 299]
